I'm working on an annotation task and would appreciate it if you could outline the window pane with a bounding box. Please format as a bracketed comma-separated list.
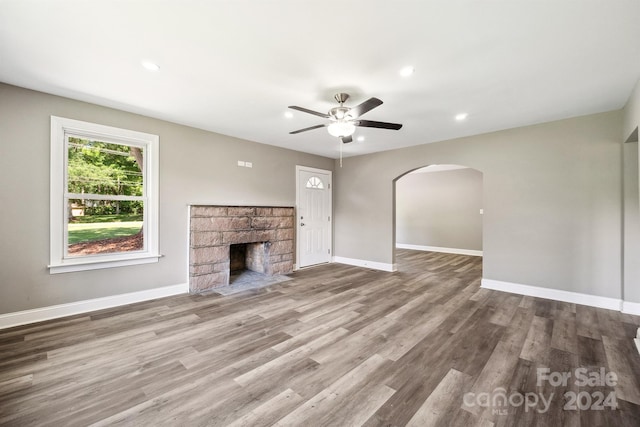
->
[67, 199, 144, 257]
[67, 137, 143, 196]
[306, 176, 324, 189]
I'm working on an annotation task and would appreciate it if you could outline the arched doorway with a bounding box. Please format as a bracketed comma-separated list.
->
[393, 164, 484, 270]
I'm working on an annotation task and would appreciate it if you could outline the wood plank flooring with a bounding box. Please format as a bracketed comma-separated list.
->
[1, 249, 640, 426]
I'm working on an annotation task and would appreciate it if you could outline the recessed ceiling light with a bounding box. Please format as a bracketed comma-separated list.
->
[141, 61, 160, 72]
[284, 111, 293, 119]
[399, 66, 414, 77]
[357, 136, 365, 142]
[455, 113, 468, 121]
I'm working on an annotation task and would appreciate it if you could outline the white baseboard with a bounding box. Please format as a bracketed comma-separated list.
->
[622, 300, 640, 316]
[396, 243, 483, 257]
[0, 283, 189, 330]
[481, 279, 622, 311]
[332, 256, 397, 272]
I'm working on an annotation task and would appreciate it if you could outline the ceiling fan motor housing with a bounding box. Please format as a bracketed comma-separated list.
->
[329, 106, 351, 121]
[330, 93, 353, 120]
[334, 93, 350, 104]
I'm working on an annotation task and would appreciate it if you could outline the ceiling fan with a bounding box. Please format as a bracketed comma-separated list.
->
[288, 93, 403, 143]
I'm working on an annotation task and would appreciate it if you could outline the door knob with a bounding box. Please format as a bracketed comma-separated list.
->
[300, 223, 305, 226]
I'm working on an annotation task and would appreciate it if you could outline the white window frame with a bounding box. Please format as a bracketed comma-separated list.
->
[49, 116, 160, 274]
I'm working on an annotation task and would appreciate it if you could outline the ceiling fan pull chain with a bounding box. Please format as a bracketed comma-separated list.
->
[340, 139, 343, 168]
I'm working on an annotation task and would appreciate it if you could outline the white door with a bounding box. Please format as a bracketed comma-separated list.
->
[297, 166, 332, 268]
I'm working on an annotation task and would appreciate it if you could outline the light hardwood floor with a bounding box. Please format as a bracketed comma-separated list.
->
[1, 250, 640, 426]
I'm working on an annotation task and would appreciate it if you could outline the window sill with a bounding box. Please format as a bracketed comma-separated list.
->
[48, 254, 162, 274]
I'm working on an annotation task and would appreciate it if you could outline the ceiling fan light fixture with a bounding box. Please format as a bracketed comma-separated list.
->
[327, 121, 356, 137]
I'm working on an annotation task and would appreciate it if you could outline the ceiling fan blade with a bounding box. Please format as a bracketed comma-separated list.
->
[341, 135, 353, 144]
[348, 97, 383, 118]
[354, 120, 403, 130]
[289, 124, 327, 134]
[288, 106, 330, 118]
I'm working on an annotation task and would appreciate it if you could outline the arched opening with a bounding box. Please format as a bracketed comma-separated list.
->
[393, 164, 484, 271]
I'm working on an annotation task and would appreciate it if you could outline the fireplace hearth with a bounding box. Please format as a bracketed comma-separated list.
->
[189, 206, 294, 293]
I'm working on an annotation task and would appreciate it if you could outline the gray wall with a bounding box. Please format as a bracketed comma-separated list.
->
[0, 83, 333, 314]
[395, 168, 482, 251]
[622, 77, 640, 304]
[1, 79, 634, 313]
[335, 111, 622, 299]
[623, 141, 640, 303]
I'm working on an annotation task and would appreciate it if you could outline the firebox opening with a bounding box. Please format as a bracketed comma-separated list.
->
[229, 242, 267, 284]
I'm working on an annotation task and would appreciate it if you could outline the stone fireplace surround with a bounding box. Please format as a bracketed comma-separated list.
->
[189, 205, 294, 293]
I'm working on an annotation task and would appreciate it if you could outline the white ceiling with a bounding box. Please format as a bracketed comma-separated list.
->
[1, 1, 639, 159]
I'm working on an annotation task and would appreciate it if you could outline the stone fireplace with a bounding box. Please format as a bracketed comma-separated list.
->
[189, 206, 294, 293]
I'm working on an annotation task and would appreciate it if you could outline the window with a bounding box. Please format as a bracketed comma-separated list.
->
[50, 117, 159, 273]
[305, 176, 324, 189]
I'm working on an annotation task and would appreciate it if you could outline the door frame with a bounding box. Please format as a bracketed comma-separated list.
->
[295, 165, 333, 269]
